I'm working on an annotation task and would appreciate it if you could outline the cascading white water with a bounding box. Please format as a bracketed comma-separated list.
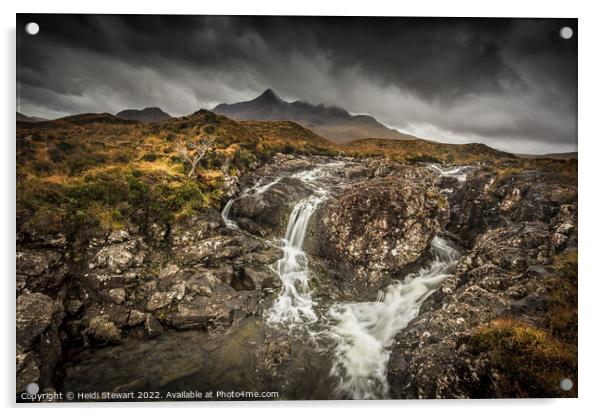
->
[221, 198, 238, 230]
[326, 236, 460, 399]
[426, 163, 470, 182]
[267, 163, 343, 326]
[220, 177, 283, 230]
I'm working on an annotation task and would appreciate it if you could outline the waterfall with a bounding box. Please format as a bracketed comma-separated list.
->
[267, 163, 343, 326]
[326, 236, 460, 399]
[221, 198, 239, 230]
[220, 177, 282, 230]
[426, 163, 470, 182]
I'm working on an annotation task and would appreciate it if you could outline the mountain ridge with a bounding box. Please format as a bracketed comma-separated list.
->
[213, 89, 418, 144]
[116, 107, 172, 123]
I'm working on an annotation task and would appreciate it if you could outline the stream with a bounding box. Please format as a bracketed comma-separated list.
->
[221, 161, 461, 399]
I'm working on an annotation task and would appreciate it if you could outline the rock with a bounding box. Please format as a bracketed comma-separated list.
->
[175, 235, 262, 267]
[128, 309, 147, 327]
[222, 173, 240, 198]
[146, 291, 175, 311]
[386, 167, 578, 398]
[16, 250, 68, 292]
[144, 315, 164, 338]
[86, 316, 121, 344]
[232, 177, 315, 237]
[170, 212, 223, 246]
[16, 293, 55, 347]
[107, 229, 130, 243]
[16, 348, 40, 393]
[307, 175, 443, 299]
[64, 298, 83, 315]
[108, 288, 126, 304]
[159, 263, 180, 280]
[94, 240, 144, 273]
[242, 266, 280, 291]
[165, 282, 259, 330]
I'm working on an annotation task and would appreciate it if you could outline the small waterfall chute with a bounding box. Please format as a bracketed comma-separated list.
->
[327, 236, 460, 399]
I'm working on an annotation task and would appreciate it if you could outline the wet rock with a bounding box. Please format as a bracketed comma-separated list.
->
[307, 175, 443, 299]
[144, 315, 164, 338]
[232, 177, 315, 237]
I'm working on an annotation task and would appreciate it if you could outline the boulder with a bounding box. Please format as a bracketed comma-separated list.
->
[307, 176, 443, 300]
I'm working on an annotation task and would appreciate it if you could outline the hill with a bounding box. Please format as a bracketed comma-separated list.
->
[116, 107, 172, 123]
[343, 137, 515, 164]
[517, 152, 578, 160]
[213, 89, 416, 143]
[19, 108, 572, 241]
[16, 112, 47, 123]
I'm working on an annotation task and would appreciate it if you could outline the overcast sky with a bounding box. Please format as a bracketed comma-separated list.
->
[17, 15, 577, 154]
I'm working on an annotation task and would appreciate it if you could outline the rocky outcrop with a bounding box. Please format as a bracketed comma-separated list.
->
[307, 167, 445, 300]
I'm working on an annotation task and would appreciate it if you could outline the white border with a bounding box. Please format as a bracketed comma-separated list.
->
[2, 1, 600, 414]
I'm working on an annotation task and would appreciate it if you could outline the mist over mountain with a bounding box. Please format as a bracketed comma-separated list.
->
[213, 89, 418, 143]
[116, 107, 172, 123]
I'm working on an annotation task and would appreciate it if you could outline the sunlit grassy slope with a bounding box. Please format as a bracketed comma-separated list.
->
[16, 109, 575, 236]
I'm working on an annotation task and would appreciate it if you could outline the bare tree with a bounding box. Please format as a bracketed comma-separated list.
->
[176, 135, 217, 178]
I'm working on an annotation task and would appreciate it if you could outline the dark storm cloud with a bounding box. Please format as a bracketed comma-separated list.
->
[16, 14, 577, 154]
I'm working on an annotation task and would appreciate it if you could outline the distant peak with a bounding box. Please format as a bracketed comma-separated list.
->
[256, 88, 283, 102]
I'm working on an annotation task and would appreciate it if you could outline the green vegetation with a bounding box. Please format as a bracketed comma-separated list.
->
[468, 251, 577, 398]
[16, 110, 338, 236]
[16, 109, 576, 238]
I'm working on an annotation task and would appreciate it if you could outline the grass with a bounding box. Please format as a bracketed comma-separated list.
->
[468, 251, 578, 398]
[16, 109, 576, 238]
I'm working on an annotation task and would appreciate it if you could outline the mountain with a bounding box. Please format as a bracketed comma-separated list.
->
[17, 112, 47, 122]
[115, 107, 171, 123]
[213, 89, 417, 144]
